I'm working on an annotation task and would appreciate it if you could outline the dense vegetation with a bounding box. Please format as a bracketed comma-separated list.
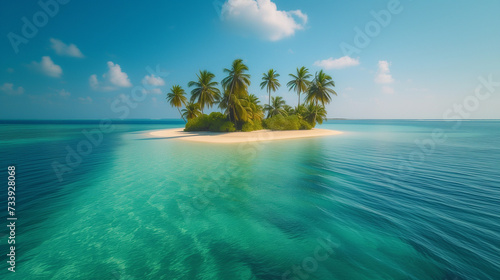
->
[166, 59, 337, 132]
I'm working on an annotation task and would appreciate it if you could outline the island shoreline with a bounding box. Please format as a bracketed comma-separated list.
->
[148, 128, 343, 143]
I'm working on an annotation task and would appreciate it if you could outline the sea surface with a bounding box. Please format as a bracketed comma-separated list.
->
[0, 120, 499, 280]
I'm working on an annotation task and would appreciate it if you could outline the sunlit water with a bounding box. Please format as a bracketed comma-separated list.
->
[0, 120, 499, 280]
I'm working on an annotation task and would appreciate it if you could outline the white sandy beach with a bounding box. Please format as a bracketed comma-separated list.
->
[148, 128, 343, 143]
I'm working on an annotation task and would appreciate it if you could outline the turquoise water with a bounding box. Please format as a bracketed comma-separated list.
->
[0, 120, 499, 279]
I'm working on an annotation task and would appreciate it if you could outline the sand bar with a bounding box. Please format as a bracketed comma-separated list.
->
[148, 128, 343, 143]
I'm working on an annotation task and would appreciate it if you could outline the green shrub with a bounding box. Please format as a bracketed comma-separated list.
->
[208, 112, 227, 132]
[264, 115, 302, 130]
[219, 121, 236, 132]
[299, 119, 313, 130]
[241, 121, 253, 132]
[184, 112, 234, 132]
[253, 120, 263, 130]
[241, 120, 263, 132]
[184, 114, 210, 131]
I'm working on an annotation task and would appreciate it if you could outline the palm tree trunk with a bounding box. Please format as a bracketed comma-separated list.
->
[314, 100, 318, 126]
[178, 107, 186, 123]
[298, 90, 301, 107]
[227, 81, 235, 123]
[268, 89, 271, 108]
[268, 89, 271, 119]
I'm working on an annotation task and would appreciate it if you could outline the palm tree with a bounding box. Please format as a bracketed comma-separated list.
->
[166, 85, 188, 122]
[188, 70, 220, 114]
[247, 94, 264, 122]
[306, 70, 337, 106]
[182, 101, 201, 120]
[264, 96, 287, 118]
[219, 90, 250, 122]
[293, 104, 307, 119]
[283, 105, 294, 116]
[287, 66, 312, 107]
[304, 103, 327, 126]
[221, 59, 251, 123]
[260, 69, 281, 110]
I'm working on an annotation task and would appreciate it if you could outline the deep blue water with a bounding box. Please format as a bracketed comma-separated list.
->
[0, 120, 499, 279]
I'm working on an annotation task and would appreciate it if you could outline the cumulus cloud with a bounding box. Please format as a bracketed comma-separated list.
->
[89, 75, 99, 90]
[50, 38, 84, 58]
[314, 56, 360, 70]
[221, 0, 308, 41]
[59, 89, 71, 97]
[374, 60, 394, 84]
[141, 74, 165, 94]
[89, 61, 132, 91]
[32, 56, 62, 78]
[105, 62, 132, 87]
[142, 75, 165, 86]
[0, 83, 24, 95]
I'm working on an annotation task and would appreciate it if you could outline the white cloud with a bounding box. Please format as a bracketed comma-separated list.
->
[142, 74, 165, 86]
[89, 75, 99, 90]
[221, 0, 308, 41]
[314, 56, 360, 70]
[78, 96, 92, 103]
[50, 38, 84, 58]
[32, 56, 62, 78]
[105, 62, 132, 87]
[382, 86, 395, 94]
[89, 61, 132, 91]
[0, 83, 24, 95]
[374, 60, 394, 84]
[59, 89, 71, 97]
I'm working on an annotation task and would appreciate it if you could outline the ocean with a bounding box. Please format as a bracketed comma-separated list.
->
[0, 120, 499, 279]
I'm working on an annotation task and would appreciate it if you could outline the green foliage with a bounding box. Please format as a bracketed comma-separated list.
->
[181, 101, 201, 120]
[306, 70, 337, 106]
[184, 114, 209, 131]
[184, 112, 235, 132]
[264, 96, 288, 118]
[283, 105, 294, 115]
[241, 120, 263, 132]
[188, 70, 220, 113]
[261, 69, 281, 107]
[221, 59, 251, 123]
[178, 62, 337, 132]
[299, 119, 313, 130]
[166, 85, 188, 121]
[218, 121, 236, 132]
[208, 112, 231, 132]
[303, 103, 327, 126]
[263, 115, 312, 131]
[287, 66, 312, 107]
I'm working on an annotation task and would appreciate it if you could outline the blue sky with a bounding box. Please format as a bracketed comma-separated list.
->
[1, 0, 499, 119]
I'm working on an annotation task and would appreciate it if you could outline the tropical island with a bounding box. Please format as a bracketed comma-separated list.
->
[165, 59, 338, 132]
